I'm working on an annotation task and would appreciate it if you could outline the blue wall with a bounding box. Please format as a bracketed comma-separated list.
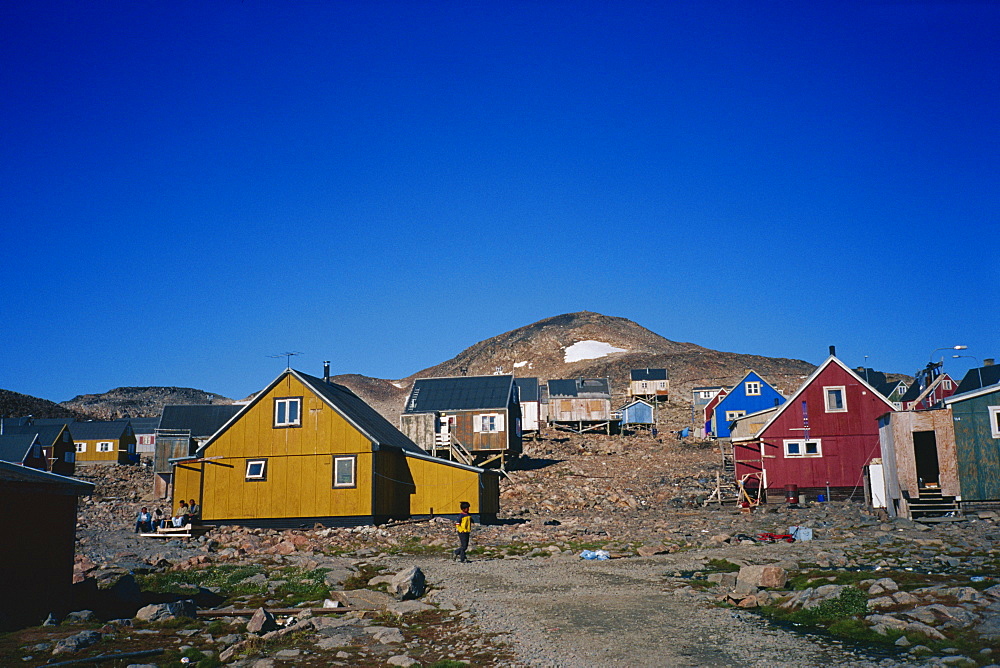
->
[711, 372, 785, 437]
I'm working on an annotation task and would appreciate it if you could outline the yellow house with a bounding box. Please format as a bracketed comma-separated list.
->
[71, 420, 136, 465]
[171, 369, 500, 528]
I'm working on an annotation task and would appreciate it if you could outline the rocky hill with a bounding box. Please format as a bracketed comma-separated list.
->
[332, 311, 819, 424]
[0, 389, 84, 420]
[60, 387, 234, 420]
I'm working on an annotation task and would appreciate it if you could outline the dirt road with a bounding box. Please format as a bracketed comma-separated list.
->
[383, 552, 906, 668]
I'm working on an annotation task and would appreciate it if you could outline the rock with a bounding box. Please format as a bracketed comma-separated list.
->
[387, 600, 435, 615]
[246, 607, 279, 635]
[52, 630, 102, 655]
[135, 599, 196, 622]
[736, 565, 788, 590]
[388, 655, 419, 666]
[707, 573, 738, 588]
[895, 636, 911, 647]
[275, 649, 301, 658]
[867, 578, 899, 595]
[43, 613, 59, 626]
[365, 625, 405, 644]
[388, 566, 426, 601]
[867, 596, 897, 610]
[636, 544, 665, 557]
[905, 620, 947, 640]
[63, 610, 97, 623]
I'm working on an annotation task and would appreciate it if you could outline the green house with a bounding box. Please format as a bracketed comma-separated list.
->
[944, 383, 1000, 506]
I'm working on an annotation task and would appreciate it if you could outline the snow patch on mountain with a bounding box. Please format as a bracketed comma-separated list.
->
[564, 340, 627, 363]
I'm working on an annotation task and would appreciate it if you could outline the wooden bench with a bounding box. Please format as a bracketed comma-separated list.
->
[140, 523, 193, 539]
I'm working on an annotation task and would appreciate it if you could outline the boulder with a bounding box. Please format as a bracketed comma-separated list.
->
[135, 599, 196, 622]
[63, 610, 98, 624]
[388, 566, 426, 601]
[52, 630, 102, 655]
[868, 578, 899, 596]
[388, 655, 419, 666]
[247, 607, 279, 635]
[736, 565, 788, 590]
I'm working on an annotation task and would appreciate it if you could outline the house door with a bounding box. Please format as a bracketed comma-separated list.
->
[913, 430, 940, 487]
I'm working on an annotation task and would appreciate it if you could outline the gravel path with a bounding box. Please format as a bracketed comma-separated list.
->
[382, 551, 913, 668]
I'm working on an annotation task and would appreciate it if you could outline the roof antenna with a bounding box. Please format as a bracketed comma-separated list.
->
[268, 351, 303, 370]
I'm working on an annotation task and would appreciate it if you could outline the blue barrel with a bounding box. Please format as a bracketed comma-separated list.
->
[817, 494, 826, 502]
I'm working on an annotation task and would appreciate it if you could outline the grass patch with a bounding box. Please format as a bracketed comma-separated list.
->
[705, 558, 740, 573]
[764, 587, 868, 627]
[341, 563, 386, 590]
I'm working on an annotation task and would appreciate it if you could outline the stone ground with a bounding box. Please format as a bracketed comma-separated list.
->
[5, 429, 1000, 667]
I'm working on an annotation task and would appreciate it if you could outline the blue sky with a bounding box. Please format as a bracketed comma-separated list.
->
[2, 1, 997, 402]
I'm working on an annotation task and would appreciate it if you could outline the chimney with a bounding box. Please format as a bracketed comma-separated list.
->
[985, 358, 995, 367]
[829, 345, 837, 357]
[323, 361, 331, 383]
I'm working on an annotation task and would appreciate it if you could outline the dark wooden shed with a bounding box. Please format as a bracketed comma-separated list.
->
[0, 461, 93, 630]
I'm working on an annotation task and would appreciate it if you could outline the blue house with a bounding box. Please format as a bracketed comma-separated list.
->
[710, 370, 785, 438]
[620, 399, 654, 427]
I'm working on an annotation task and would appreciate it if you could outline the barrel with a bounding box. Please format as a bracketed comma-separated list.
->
[817, 493, 826, 503]
[784, 484, 799, 504]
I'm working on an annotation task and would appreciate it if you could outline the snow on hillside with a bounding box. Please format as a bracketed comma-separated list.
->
[563, 340, 627, 363]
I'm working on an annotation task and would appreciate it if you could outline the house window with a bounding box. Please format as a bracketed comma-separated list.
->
[990, 406, 1000, 439]
[745, 382, 761, 396]
[725, 410, 746, 422]
[274, 397, 302, 427]
[245, 459, 268, 481]
[65, 452, 75, 463]
[97, 442, 114, 452]
[824, 387, 847, 412]
[657, 381, 666, 389]
[784, 439, 822, 457]
[75, 443, 86, 453]
[474, 413, 504, 433]
[32, 444, 42, 458]
[942, 379, 953, 390]
[333, 455, 356, 488]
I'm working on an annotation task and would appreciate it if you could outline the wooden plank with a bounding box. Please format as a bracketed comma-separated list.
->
[196, 606, 361, 617]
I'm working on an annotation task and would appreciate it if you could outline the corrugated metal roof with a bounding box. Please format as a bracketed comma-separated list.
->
[158, 405, 242, 438]
[514, 378, 539, 402]
[128, 417, 161, 433]
[547, 378, 611, 399]
[404, 375, 515, 413]
[630, 368, 668, 381]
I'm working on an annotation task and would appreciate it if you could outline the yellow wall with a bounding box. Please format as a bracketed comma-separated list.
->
[74, 439, 131, 464]
[173, 375, 374, 521]
[405, 455, 484, 515]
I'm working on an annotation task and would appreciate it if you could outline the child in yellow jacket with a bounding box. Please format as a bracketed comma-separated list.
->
[454, 501, 472, 563]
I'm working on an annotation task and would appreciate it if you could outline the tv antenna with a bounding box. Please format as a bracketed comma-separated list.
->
[268, 351, 303, 369]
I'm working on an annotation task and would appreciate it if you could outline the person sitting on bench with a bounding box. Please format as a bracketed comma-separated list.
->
[171, 500, 189, 528]
[135, 507, 153, 533]
[188, 498, 201, 524]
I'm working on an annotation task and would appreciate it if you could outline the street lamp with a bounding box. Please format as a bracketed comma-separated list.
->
[953, 355, 983, 388]
[930, 345, 967, 362]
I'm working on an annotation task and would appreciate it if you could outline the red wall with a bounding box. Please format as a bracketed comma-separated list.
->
[735, 362, 893, 490]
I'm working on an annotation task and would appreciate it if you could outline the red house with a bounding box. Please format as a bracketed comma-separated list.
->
[733, 356, 897, 500]
[703, 388, 728, 436]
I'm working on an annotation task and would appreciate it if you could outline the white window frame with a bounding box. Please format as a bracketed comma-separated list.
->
[333, 455, 356, 488]
[75, 442, 87, 453]
[784, 439, 823, 458]
[990, 406, 1000, 439]
[745, 381, 761, 396]
[824, 386, 847, 413]
[97, 441, 114, 453]
[245, 459, 267, 481]
[274, 397, 302, 427]
[473, 413, 504, 433]
[725, 410, 746, 422]
[942, 379, 953, 390]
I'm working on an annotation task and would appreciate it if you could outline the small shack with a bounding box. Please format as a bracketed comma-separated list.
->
[547, 378, 614, 433]
[400, 375, 521, 468]
[0, 461, 94, 630]
[619, 399, 654, 433]
[877, 408, 959, 520]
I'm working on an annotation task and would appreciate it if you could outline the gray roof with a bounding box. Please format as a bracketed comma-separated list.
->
[0, 433, 39, 464]
[158, 405, 241, 438]
[404, 375, 515, 413]
[32, 418, 76, 426]
[547, 378, 611, 399]
[514, 378, 539, 402]
[128, 417, 161, 434]
[1, 417, 33, 429]
[0, 460, 94, 495]
[300, 372, 424, 453]
[955, 365, 1000, 395]
[898, 382, 922, 403]
[0, 424, 69, 447]
[630, 368, 668, 381]
[68, 420, 133, 440]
